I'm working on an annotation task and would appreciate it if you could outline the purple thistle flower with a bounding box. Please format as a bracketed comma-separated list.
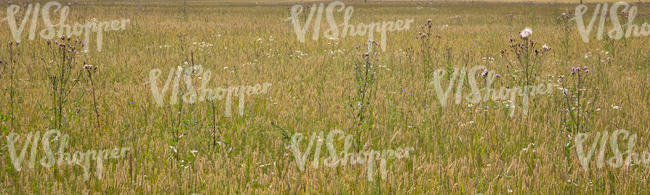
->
[480, 69, 488, 77]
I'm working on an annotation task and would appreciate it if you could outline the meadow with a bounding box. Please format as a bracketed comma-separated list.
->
[0, 0, 649, 194]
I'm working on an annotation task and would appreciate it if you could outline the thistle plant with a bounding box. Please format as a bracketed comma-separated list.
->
[500, 28, 550, 86]
[349, 40, 378, 151]
[560, 66, 599, 133]
[84, 63, 101, 129]
[47, 37, 84, 130]
[418, 19, 441, 79]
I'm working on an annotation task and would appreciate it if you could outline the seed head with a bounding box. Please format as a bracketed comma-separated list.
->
[519, 27, 532, 39]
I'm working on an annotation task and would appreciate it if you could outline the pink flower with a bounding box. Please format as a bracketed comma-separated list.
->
[480, 69, 488, 77]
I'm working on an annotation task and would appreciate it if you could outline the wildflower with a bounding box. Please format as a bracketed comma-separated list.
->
[419, 32, 427, 39]
[480, 69, 488, 77]
[83, 64, 94, 70]
[495, 74, 501, 78]
[363, 52, 369, 57]
[368, 40, 379, 46]
[542, 44, 551, 51]
[519, 27, 532, 39]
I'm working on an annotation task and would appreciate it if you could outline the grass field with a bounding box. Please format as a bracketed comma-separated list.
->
[0, 0, 649, 194]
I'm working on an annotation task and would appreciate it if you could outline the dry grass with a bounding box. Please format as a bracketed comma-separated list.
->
[0, 1, 649, 194]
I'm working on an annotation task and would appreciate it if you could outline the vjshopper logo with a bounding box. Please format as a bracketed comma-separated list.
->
[574, 2, 649, 43]
[289, 130, 414, 181]
[2, 1, 130, 52]
[575, 129, 650, 171]
[149, 65, 272, 117]
[286, 1, 414, 51]
[431, 65, 557, 117]
[5, 130, 130, 181]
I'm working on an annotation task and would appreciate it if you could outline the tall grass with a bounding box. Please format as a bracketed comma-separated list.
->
[0, 1, 649, 194]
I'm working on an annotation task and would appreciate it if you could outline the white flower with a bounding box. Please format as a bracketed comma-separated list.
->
[190, 150, 198, 156]
[83, 64, 94, 70]
[542, 44, 550, 51]
[611, 105, 620, 110]
[519, 27, 532, 39]
[169, 146, 177, 153]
